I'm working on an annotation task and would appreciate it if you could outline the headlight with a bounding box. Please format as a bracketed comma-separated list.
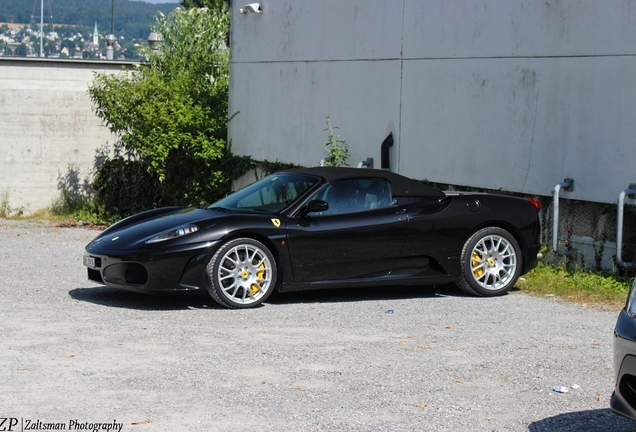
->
[146, 225, 199, 244]
[626, 279, 636, 318]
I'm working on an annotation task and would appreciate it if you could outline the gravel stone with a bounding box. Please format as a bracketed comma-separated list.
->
[0, 219, 634, 431]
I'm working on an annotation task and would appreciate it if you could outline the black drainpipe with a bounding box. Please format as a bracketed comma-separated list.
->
[380, 133, 393, 170]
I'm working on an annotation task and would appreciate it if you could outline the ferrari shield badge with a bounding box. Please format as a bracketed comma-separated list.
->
[271, 218, 281, 228]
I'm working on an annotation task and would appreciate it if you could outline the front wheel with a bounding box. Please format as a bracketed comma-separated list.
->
[457, 227, 522, 297]
[206, 238, 277, 309]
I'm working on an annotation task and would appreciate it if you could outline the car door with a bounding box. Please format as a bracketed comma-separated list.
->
[285, 178, 408, 283]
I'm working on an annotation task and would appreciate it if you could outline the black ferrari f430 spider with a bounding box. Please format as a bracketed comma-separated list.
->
[84, 167, 542, 308]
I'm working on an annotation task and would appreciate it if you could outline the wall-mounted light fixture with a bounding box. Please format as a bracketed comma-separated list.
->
[357, 158, 374, 169]
[147, 31, 162, 52]
[105, 34, 117, 60]
[240, 3, 263, 14]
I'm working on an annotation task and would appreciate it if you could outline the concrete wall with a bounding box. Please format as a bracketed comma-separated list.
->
[228, 0, 636, 204]
[0, 58, 133, 213]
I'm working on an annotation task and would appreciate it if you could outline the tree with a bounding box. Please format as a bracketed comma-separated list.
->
[14, 43, 27, 56]
[180, 0, 227, 12]
[89, 5, 248, 220]
[61, 39, 75, 57]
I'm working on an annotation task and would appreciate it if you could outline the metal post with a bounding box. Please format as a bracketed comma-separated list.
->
[40, 0, 43, 57]
[111, 0, 115, 36]
[552, 178, 573, 253]
[617, 184, 636, 268]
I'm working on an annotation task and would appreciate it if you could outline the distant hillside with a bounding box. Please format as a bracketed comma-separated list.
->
[0, 0, 179, 39]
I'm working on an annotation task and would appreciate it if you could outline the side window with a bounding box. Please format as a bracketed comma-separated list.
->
[355, 178, 393, 210]
[309, 178, 393, 215]
[236, 178, 315, 212]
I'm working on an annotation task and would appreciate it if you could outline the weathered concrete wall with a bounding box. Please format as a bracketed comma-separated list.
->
[0, 58, 134, 213]
[228, 0, 636, 204]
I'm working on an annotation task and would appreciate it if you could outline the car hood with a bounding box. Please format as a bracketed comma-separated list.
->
[89, 207, 225, 250]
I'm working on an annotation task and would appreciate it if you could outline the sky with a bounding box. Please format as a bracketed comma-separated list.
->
[136, 0, 180, 3]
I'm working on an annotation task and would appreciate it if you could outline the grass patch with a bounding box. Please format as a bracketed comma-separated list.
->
[518, 261, 631, 308]
[19, 208, 66, 220]
[49, 190, 111, 225]
[1, 207, 107, 230]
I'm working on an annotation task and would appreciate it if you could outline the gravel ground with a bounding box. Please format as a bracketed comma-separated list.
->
[1, 219, 635, 432]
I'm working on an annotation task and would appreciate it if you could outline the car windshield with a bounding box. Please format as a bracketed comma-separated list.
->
[208, 173, 320, 214]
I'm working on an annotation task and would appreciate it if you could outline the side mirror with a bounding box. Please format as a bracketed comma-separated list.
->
[300, 199, 329, 217]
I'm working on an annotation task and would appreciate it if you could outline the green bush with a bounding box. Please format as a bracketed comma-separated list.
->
[88, 5, 250, 221]
[92, 157, 162, 222]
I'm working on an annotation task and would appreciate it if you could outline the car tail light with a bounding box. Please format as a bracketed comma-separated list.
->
[527, 197, 541, 212]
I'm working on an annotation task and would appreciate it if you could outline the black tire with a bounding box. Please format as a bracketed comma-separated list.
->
[457, 227, 522, 297]
[206, 238, 277, 309]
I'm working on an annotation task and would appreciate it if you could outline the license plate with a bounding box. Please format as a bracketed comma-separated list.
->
[83, 255, 96, 268]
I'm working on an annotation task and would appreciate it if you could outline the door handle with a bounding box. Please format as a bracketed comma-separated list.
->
[396, 208, 407, 214]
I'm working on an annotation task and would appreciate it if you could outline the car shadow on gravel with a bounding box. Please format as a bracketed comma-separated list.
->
[68, 283, 476, 310]
[528, 408, 635, 431]
[68, 286, 222, 310]
[267, 283, 473, 305]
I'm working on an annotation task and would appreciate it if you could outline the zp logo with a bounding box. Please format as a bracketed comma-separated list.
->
[0, 418, 18, 431]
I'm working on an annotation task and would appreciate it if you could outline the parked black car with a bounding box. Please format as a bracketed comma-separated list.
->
[84, 167, 541, 308]
[612, 278, 636, 420]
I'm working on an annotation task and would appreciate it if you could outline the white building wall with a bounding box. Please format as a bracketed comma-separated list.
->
[0, 58, 128, 213]
[229, 0, 404, 171]
[229, 0, 636, 204]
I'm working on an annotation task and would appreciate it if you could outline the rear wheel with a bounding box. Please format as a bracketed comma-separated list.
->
[206, 238, 277, 309]
[457, 227, 521, 297]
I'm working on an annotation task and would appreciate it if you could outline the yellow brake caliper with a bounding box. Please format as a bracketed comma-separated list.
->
[249, 263, 266, 296]
[472, 252, 484, 278]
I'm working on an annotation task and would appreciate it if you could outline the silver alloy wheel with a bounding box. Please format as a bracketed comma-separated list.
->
[469, 234, 517, 290]
[216, 242, 273, 305]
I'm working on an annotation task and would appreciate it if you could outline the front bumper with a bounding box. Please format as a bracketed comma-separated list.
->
[84, 240, 219, 295]
[611, 309, 636, 421]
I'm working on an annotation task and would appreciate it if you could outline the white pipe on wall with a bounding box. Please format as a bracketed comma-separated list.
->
[552, 179, 573, 253]
[616, 185, 636, 268]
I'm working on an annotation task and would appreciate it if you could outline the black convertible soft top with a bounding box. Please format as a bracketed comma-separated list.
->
[281, 167, 446, 199]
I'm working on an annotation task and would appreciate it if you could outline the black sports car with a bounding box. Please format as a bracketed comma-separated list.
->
[612, 278, 636, 421]
[84, 167, 541, 309]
